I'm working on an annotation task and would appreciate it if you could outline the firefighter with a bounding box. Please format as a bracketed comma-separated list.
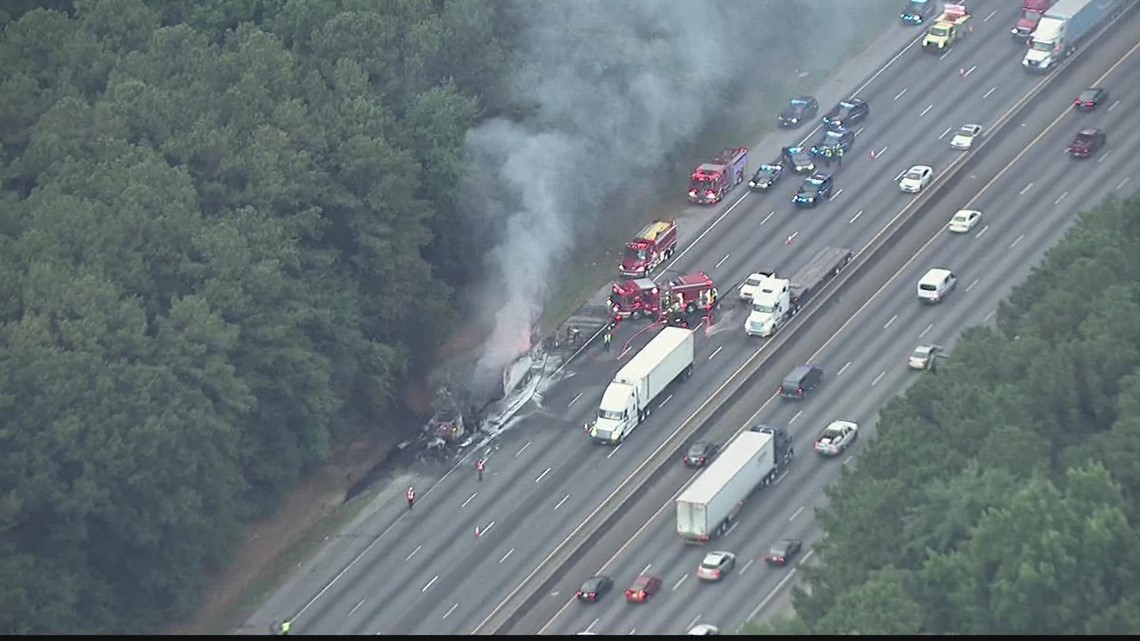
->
[710, 287, 719, 308]
[603, 328, 612, 351]
[280, 620, 292, 636]
[406, 486, 416, 510]
[475, 458, 486, 481]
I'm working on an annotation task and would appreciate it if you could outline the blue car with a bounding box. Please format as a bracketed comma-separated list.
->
[901, 0, 937, 25]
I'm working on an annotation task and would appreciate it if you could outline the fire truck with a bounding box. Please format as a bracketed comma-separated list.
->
[688, 147, 749, 205]
[610, 272, 718, 320]
[619, 219, 679, 278]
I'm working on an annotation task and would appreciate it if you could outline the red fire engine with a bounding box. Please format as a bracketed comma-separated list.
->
[619, 219, 679, 278]
[609, 272, 718, 320]
[688, 147, 750, 205]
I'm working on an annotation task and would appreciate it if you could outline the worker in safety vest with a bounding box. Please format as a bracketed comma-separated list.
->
[280, 620, 291, 636]
[603, 329, 612, 351]
[475, 458, 486, 481]
[406, 486, 416, 510]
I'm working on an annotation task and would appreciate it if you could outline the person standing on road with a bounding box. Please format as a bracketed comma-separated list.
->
[406, 486, 416, 510]
[280, 620, 292, 636]
[837, 145, 844, 167]
[476, 457, 486, 481]
[603, 329, 612, 351]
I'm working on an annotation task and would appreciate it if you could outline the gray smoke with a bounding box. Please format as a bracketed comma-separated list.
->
[463, 0, 891, 391]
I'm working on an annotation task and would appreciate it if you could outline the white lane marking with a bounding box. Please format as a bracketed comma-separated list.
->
[708, 346, 724, 360]
[1108, 99, 1120, 112]
[849, 210, 863, 224]
[894, 169, 906, 182]
[837, 361, 851, 377]
[568, 392, 582, 407]
[687, 614, 702, 629]
[740, 558, 754, 575]
[894, 87, 908, 101]
[480, 520, 496, 536]
[789, 506, 804, 521]
[871, 371, 886, 386]
[443, 603, 459, 619]
[983, 309, 996, 323]
[673, 574, 688, 591]
[745, 567, 798, 623]
[642, 563, 653, 575]
[462, 492, 478, 508]
[852, 31, 925, 98]
[1010, 234, 1025, 249]
[843, 454, 858, 467]
[500, 548, 515, 564]
[1118, 177, 1131, 191]
[786, 231, 799, 244]
[715, 253, 730, 269]
[984, 9, 997, 22]
[607, 443, 623, 459]
[963, 64, 977, 77]
[421, 575, 439, 593]
[939, 49, 952, 61]
[919, 323, 933, 338]
[1019, 182, 1034, 195]
[629, 629, 637, 636]
[854, 126, 865, 136]
[405, 545, 422, 562]
[1097, 149, 1113, 164]
[663, 193, 750, 270]
[983, 87, 996, 99]
[800, 549, 815, 565]
[555, 494, 570, 510]
[1054, 191, 1068, 205]
[919, 104, 933, 117]
[975, 225, 989, 239]
[877, 146, 888, 157]
[660, 393, 673, 407]
[830, 188, 844, 200]
[586, 618, 599, 633]
[350, 598, 366, 616]
[535, 467, 551, 483]
[966, 278, 979, 293]
[515, 441, 531, 458]
[938, 126, 952, 140]
[883, 314, 897, 330]
[789, 410, 803, 424]
[761, 210, 774, 225]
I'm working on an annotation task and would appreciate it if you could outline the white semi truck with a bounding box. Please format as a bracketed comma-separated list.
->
[1022, 0, 1128, 72]
[676, 426, 794, 543]
[744, 246, 853, 338]
[589, 326, 695, 445]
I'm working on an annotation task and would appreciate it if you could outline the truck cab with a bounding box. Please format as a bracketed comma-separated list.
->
[744, 276, 791, 337]
[619, 219, 678, 278]
[1023, 16, 1065, 70]
[591, 384, 638, 444]
[922, 4, 970, 51]
[610, 278, 662, 319]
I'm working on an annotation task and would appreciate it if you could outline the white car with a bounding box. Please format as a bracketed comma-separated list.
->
[899, 165, 933, 193]
[948, 209, 982, 233]
[908, 344, 943, 370]
[688, 624, 721, 635]
[950, 123, 983, 150]
[696, 551, 736, 581]
[738, 273, 767, 301]
[814, 420, 859, 457]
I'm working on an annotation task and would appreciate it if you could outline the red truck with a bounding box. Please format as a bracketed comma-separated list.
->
[619, 219, 679, 278]
[1011, 0, 1052, 42]
[688, 147, 749, 205]
[610, 272, 718, 320]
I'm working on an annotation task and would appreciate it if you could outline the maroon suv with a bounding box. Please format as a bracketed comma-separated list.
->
[1067, 128, 1106, 158]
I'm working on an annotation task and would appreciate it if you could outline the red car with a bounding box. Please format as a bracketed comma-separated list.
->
[1067, 128, 1106, 158]
[624, 575, 662, 602]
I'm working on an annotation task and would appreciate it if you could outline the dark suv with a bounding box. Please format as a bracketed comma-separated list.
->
[1067, 128, 1106, 158]
[792, 173, 833, 208]
[778, 96, 819, 128]
[779, 364, 823, 399]
[810, 128, 855, 159]
[823, 98, 869, 130]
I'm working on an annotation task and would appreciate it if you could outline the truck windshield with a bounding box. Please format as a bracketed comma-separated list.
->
[752, 303, 776, 314]
[929, 26, 948, 37]
[599, 408, 623, 421]
[1030, 40, 1052, 52]
[623, 247, 648, 261]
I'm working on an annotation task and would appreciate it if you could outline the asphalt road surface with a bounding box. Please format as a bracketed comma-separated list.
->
[542, 16, 1140, 637]
[247, 1, 1108, 634]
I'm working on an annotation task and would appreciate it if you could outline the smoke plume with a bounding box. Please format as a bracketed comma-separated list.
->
[463, 0, 888, 392]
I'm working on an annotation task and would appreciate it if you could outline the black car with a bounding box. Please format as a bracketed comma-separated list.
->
[809, 128, 854, 160]
[763, 539, 803, 566]
[778, 96, 819, 128]
[792, 173, 833, 208]
[748, 163, 784, 191]
[576, 575, 614, 602]
[823, 98, 869, 131]
[1074, 87, 1109, 112]
[684, 441, 720, 468]
[781, 146, 816, 174]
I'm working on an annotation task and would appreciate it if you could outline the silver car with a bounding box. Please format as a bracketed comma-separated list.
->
[696, 551, 736, 581]
[908, 344, 943, 370]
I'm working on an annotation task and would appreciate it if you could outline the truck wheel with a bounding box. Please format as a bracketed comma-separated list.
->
[683, 364, 694, 379]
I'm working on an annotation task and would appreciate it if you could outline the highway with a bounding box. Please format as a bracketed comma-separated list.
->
[246, 1, 1085, 635]
[542, 14, 1140, 636]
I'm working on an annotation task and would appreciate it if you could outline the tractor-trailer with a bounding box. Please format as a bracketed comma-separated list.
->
[676, 426, 793, 543]
[590, 327, 694, 445]
[1022, 0, 1127, 72]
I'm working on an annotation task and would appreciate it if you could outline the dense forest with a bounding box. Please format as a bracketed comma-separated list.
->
[0, 0, 514, 633]
[749, 193, 1140, 635]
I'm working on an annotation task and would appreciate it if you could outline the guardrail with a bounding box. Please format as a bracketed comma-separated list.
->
[475, 6, 1138, 633]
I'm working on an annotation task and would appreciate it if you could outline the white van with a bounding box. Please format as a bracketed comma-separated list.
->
[917, 268, 956, 304]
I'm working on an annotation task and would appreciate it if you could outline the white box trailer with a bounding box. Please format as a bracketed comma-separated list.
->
[589, 327, 695, 444]
[676, 428, 790, 542]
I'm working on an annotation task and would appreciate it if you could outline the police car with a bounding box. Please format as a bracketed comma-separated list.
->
[823, 98, 869, 131]
[792, 173, 834, 208]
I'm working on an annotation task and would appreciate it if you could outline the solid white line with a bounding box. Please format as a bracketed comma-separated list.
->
[515, 442, 531, 457]
[421, 575, 438, 593]
[1108, 99, 1120, 112]
[761, 211, 774, 225]
[708, 346, 724, 360]
[673, 574, 688, 591]
[443, 603, 458, 619]
[535, 468, 551, 483]
[837, 361, 851, 376]
[555, 494, 570, 510]
[883, 314, 897, 330]
[500, 548, 515, 564]
[831, 188, 844, 200]
[966, 278, 979, 293]
[568, 392, 582, 407]
[642, 563, 653, 575]
[405, 545, 422, 562]
[663, 192, 750, 270]
[800, 549, 815, 565]
[871, 371, 885, 386]
[606, 443, 622, 459]
[715, 253, 730, 268]
[789, 410, 803, 424]
[1097, 149, 1113, 164]
[741, 558, 754, 574]
[975, 225, 989, 239]
[660, 393, 673, 407]
[1118, 177, 1131, 191]
[938, 126, 952, 140]
[983, 87, 996, 99]
[1054, 191, 1068, 205]
[350, 598, 366, 616]
[1010, 234, 1025, 249]
[849, 210, 863, 224]
[462, 492, 477, 508]
[789, 506, 804, 521]
[984, 9, 997, 22]
[745, 568, 797, 623]
[687, 614, 702, 629]
[919, 323, 933, 338]
[919, 104, 932, 117]
[1020, 182, 1034, 195]
[894, 87, 907, 101]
